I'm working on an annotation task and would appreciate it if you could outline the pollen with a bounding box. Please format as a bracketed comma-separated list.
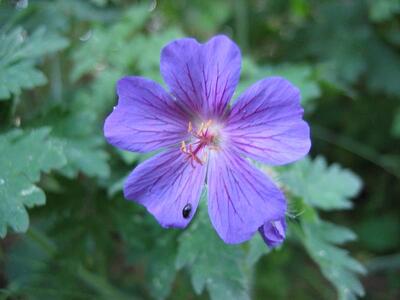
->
[180, 119, 220, 167]
[181, 141, 187, 152]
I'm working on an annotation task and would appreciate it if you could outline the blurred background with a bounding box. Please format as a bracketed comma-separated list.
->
[0, 0, 399, 299]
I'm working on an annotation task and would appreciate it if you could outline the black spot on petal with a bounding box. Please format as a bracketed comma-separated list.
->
[182, 203, 192, 219]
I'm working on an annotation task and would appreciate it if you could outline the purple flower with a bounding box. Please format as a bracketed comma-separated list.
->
[259, 218, 287, 248]
[104, 35, 310, 245]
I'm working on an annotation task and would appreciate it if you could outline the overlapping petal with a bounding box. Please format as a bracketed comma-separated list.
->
[207, 149, 287, 244]
[124, 148, 206, 228]
[259, 217, 287, 248]
[160, 35, 241, 118]
[225, 77, 311, 165]
[104, 76, 189, 153]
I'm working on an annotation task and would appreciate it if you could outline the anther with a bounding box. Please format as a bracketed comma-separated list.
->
[181, 120, 217, 167]
[197, 122, 204, 135]
[181, 141, 187, 153]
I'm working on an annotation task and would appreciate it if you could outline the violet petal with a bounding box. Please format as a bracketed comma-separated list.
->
[160, 35, 241, 119]
[226, 77, 311, 165]
[207, 149, 287, 244]
[104, 76, 189, 153]
[259, 217, 287, 248]
[124, 148, 206, 228]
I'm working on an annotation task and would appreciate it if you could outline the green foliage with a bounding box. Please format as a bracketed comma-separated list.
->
[70, 4, 182, 86]
[246, 234, 270, 266]
[302, 219, 366, 300]
[281, 156, 362, 210]
[70, 4, 150, 81]
[0, 128, 66, 238]
[176, 196, 250, 300]
[158, 0, 232, 38]
[4, 225, 135, 300]
[4, 228, 55, 297]
[0, 27, 68, 100]
[368, 0, 400, 22]
[45, 110, 110, 179]
[303, 0, 400, 97]
[279, 156, 365, 300]
[147, 235, 177, 300]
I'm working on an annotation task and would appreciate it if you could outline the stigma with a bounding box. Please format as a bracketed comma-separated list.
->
[180, 120, 220, 167]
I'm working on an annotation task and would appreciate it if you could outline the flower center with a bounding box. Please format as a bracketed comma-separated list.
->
[180, 120, 220, 167]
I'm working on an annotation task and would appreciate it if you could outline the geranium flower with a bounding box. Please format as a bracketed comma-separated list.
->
[104, 35, 310, 245]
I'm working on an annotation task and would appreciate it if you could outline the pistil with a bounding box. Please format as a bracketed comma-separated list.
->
[180, 120, 217, 166]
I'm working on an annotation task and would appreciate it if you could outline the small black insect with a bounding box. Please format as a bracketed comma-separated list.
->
[182, 203, 192, 219]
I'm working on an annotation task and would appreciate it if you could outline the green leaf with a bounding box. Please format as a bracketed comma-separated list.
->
[304, 1, 369, 93]
[14, 27, 69, 59]
[47, 110, 110, 179]
[0, 60, 47, 99]
[70, 4, 151, 81]
[0, 27, 68, 100]
[128, 28, 183, 78]
[158, 0, 232, 37]
[281, 156, 362, 210]
[147, 235, 177, 300]
[176, 193, 250, 300]
[368, 0, 400, 22]
[114, 203, 179, 300]
[304, 220, 357, 245]
[246, 234, 270, 266]
[302, 219, 366, 300]
[0, 128, 66, 238]
[56, 137, 109, 179]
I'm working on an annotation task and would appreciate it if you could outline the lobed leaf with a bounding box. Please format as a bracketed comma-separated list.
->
[70, 4, 151, 81]
[302, 219, 366, 300]
[281, 156, 362, 210]
[0, 60, 46, 99]
[246, 234, 271, 266]
[0, 128, 66, 238]
[43, 110, 110, 179]
[176, 192, 250, 300]
[147, 235, 177, 300]
[0, 27, 68, 100]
